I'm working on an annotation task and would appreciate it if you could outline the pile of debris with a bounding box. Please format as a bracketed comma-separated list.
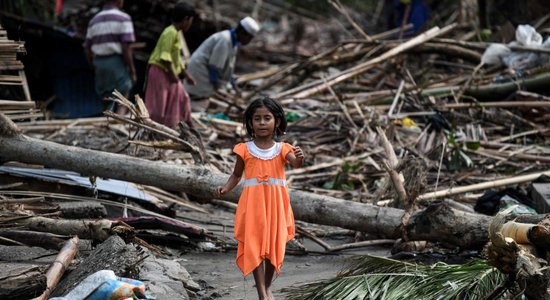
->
[1, 0, 550, 299]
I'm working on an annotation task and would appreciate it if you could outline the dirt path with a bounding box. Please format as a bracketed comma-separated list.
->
[184, 247, 390, 299]
[179, 204, 391, 299]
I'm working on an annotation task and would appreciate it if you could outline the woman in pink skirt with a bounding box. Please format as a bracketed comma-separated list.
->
[145, 3, 196, 128]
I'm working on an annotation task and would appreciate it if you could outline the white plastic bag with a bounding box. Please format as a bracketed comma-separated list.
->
[515, 24, 542, 47]
[481, 43, 511, 65]
[528, 37, 550, 67]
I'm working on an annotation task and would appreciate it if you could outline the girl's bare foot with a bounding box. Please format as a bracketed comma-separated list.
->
[267, 288, 274, 300]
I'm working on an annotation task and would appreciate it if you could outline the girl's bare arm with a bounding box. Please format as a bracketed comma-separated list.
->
[214, 156, 244, 198]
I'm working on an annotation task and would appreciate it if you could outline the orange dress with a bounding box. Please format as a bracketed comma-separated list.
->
[233, 141, 296, 276]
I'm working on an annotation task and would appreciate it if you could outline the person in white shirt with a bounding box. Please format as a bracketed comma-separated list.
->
[184, 17, 260, 111]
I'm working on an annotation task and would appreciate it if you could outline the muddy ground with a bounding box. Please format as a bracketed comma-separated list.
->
[177, 203, 391, 299]
[184, 245, 390, 300]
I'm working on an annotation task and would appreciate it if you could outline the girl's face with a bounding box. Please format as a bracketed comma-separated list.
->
[251, 106, 279, 138]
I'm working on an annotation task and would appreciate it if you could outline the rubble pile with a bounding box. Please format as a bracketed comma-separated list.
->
[1, 0, 550, 299]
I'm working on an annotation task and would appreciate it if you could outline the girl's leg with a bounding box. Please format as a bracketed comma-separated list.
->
[252, 262, 268, 299]
[264, 259, 276, 300]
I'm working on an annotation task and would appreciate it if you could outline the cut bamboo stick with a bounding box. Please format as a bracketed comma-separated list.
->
[33, 236, 79, 300]
[419, 170, 550, 200]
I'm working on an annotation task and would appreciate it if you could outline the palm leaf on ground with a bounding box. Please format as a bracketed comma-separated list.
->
[284, 255, 505, 300]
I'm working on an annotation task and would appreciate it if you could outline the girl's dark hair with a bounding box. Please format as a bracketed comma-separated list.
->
[244, 97, 287, 139]
[172, 2, 196, 22]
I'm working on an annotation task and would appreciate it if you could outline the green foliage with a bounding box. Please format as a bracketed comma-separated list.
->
[323, 161, 362, 191]
[444, 130, 474, 171]
[480, 29, 493, 41]
[465, 140, 481, 151]
[285, 111, 302, 123]
[284, 255, 505, 300]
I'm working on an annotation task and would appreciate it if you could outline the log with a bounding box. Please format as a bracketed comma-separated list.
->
[0, 265, 46, 299]
[110, 216, 209, 239]
[59, 201, 107, 219]
[0, 230, 69, 250]
[14, 217, 113, 242]
[0, 113, 405, 237]
[0, 112, 523, 249]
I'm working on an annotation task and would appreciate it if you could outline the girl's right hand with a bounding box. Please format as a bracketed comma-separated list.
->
[214, 186, 226, 198]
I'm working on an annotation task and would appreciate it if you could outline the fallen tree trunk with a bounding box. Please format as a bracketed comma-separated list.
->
[7, 215, 209, 243]
[0, 265, 46, 299]
[0, 230, 69, 250]
[0, 113, 508, 249]
[16, 217, 113, 242]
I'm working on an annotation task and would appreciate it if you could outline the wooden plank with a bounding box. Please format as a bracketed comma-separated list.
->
[0, 264, 46, 299]
[18, 70, 31, 101]
[0, 100, 36, 109]
[0, 75, 23, 82]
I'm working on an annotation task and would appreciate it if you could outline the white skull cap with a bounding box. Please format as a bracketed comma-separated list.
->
[239, 17, 260, 36]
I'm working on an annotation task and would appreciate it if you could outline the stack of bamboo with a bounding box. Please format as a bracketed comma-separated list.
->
[0, 24, 25, 70]
[0, 23, 42, 121]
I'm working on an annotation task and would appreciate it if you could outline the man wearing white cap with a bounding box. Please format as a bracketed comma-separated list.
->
[184, 16, 260, 111]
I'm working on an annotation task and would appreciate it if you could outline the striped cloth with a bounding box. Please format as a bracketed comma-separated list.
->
[84, 8, 135, 56]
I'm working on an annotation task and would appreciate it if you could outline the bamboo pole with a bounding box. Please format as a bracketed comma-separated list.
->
[276, 24, 456, 100]
[297, 226, 395, 252]
[0, 100, 36, 109]
[418, 170, 550, 200]
[493, 128, 550, 143]
[376, 126, 408, 209]
[480, 148, 550, 163]
[439, 101, 550, 110]
[17, 117, 117, 129]
[33, 236, 79, 300]
[361, 72, 550, 106]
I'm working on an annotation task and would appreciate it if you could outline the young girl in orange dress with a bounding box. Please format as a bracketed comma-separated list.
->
[214, 97, 304, 300]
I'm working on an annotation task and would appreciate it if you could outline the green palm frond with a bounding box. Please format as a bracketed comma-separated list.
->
[284, 255, 505, 300]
